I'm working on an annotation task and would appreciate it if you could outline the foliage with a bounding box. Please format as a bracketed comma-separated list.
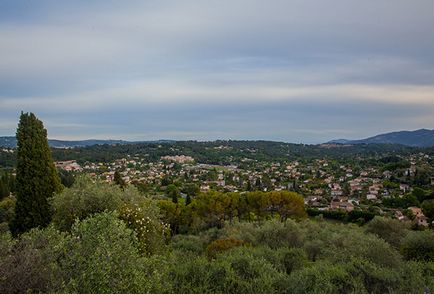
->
[182, 183, 200, 197]
[248, 219, 303, 249]
[167, 184, 180, 203]
[206, 238, 247, 259]
[382, 194, 420, 208]
[119, 201, 170, 255]
[171, 234, 207, 255]
[51, 175, 123, 231]
[11, 112, 62, 235]
[167, 249, 287, 293]
[0, 226, 69, 293]
[1, 210, 433, 293]
[61, 212, 149, 293]
[365, 216, 409, 248]
[286, 261, 351, 294]
[58, 169, 75, 188]
[422, 199, 434, 220]
[113, 170, 126, 188]
[280, 247, 308, 274]
[0, 173, 15, 200]
[400, 230, 434, 262]
[0, 196, 15, 226]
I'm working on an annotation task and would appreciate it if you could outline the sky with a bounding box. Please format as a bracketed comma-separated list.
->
[0, 0, 434, 144]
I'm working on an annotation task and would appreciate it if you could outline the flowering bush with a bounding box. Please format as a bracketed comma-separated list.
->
[119, 200, 170, 255]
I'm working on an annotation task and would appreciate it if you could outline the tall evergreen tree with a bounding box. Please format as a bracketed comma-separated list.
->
[185, 194, 191, 206]
[113, 170, 126, 188]
[10, 112, 62, 235]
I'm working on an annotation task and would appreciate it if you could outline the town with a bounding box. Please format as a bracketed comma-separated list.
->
[49, 141, 434, 228]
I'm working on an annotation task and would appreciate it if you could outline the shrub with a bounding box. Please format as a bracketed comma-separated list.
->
[218, 248, 287, 293]
[0, 226, 68, 293]
[119, 201, 170, 256]
[51, 176, 123, 231]
[62, 212, 149, 293]
[206, 238, 247, 258]
[171, 234, 206, 255]
[365, 216, 409, 248]
[401, 230, 434, 262]
[286, 262, 351, 294]
[0, 196, 15, 224]
[253, 219, 303, 249]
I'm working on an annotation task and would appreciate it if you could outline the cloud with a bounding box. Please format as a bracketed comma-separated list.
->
[0, 0, 434, 141]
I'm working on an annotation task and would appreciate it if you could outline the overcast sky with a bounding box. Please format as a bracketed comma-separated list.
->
[1, 0, 433, 143]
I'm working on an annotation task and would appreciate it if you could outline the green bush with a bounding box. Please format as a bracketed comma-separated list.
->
[171, 234, 206, 255]
[0, 226, 68, 293]
[119, 200, 170, 256]
[365, 216, 409, 248]
[51, 176, 123, 231]
[206, 237, 247, 259]
[62, 212, 149, 293]
[0, 196, 15, 224]
[401, 230, 434, 262]
[286, 262, 351, 294]
[252, 219, 303, 249]
[218, 248, 287, 293]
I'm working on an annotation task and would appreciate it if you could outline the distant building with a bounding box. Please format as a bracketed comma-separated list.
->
[408, 207, 423, 217]
[415, 215, 429, 227]
[55, 160, 82, 172]
[330, 197, 354, 212]
[161, 155, 194, 163]
[400, 184, 410, 193]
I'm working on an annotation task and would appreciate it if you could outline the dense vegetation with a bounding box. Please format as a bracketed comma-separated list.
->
[1, 177, 433, 293]
[1, 139, 432, 169]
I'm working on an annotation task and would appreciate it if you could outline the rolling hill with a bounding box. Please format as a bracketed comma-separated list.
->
[328, 129, 434, 147]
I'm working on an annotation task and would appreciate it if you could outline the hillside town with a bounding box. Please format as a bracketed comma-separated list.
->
[54, 149, 434, 228]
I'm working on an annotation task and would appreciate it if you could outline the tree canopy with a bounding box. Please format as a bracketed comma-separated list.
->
[10, 112, 61, 235]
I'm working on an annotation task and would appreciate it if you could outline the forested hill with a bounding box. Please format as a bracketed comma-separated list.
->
[0, 136, 174, 148]
[328, 129, 434, 147]
[1, 139, 432, 168]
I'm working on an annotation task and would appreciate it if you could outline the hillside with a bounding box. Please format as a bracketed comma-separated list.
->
[0, 136, 129, 148]
[328, 129, 434, 147]
[0, 136, 174, 148]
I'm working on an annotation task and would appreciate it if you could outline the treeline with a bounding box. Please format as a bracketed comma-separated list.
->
[158, 190, 306, 234]
[307, 208, 376, 224]
[0, 151, 15, 168]
[1, 140, 424, 167]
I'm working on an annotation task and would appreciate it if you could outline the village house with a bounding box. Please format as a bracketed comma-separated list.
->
[55, 160, 83, 172]
[329, 197, 354, 212]
[408, 207, 424, 217]
[415, 215, 429, 227]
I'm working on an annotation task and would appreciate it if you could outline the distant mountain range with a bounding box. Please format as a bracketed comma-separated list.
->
[327, 129, 434, 147]
[0, 136, 174, 148]
[1, 129, 433, 148]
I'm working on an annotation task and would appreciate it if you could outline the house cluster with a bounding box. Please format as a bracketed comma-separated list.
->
[408, 207, 430, 227]
[55, 160, 82, 172]
[57, 150, 432, 225]
[161, 155, 194, 163]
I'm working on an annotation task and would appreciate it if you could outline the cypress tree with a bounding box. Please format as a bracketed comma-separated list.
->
[185, 194, 191, 206]
[10, 112, 62, 235]
[113, 170, 126, 188]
